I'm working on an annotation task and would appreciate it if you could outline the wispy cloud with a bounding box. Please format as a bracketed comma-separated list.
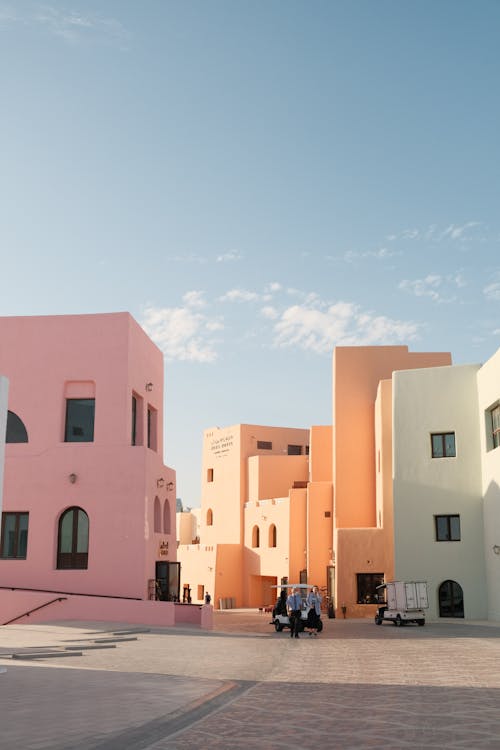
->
[0, 3, 130, 47]
[399, 273, 467, 303]
[140, 294, 223, 363]
[484, 282, 500, 301]
[216, 251, 243, 263]
[219, 288, 261, 303]
[271, 301, 419, 353]
[387, 222, 482, 244]
[343, 246, 402, 263]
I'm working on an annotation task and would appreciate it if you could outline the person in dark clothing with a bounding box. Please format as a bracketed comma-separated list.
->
[286, 587, 303, 638]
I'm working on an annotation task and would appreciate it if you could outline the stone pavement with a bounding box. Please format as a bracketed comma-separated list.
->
[1, 613, 500, 749]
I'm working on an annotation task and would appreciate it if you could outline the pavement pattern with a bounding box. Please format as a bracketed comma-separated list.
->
[1, 613, 500, 749]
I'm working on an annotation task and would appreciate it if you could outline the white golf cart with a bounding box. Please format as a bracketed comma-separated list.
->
[270, 584, 323, 634]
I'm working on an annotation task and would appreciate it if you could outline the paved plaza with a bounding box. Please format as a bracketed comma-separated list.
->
[1, 612, 500, 749]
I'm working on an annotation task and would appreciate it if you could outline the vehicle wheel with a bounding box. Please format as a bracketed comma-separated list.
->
[274, 620, 283, 632]
[317, 620, 323, 633]
[417, 620, 425, 627]
[395, 615, 402, 627]
[375, 617, 382, 625]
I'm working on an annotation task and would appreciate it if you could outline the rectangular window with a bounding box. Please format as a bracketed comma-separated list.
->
[431, 432, 456, 458]
[435, 514, 461, 541]
[131, 395, 137, 445]
[257, 440, 272, 450]
[490, 404, 500, 449]
[356, 573, 384, 604]
[197, 585, 204, 600]
[207, 468, 214, 482]
[305, 445, 310, 455]
[1, 512, 29, 559]
[287, 444, 302, 455]
[65, 399, 95, 442]
[147, 405, 157, 451]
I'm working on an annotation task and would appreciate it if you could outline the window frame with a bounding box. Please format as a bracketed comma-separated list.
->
[64, 398, 95, 443]
[431, 432, 456, 458]
[356, 573, 384, 604]
[57, 507, 89, 569]
[0, 512, 29, 559]
[435, 514, 461, 542]
[257, 441, 272, 450]
[490, 404, 500, 449]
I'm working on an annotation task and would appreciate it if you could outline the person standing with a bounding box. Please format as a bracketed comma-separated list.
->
[306, 585, 322, 636]
[286, 587, 303, 638]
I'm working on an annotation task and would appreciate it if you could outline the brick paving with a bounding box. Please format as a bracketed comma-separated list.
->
[1, 614, 500, 749]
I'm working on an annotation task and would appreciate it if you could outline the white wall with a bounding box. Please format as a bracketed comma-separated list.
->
[476, 347, 500, 620]
[0, 376, 8, 519]
[393, 364, 487, 620]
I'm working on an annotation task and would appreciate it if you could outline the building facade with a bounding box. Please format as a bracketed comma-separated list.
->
[0, 313, 210, 628]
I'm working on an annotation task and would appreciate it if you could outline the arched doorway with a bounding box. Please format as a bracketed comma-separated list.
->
[438, 580, 464, 618]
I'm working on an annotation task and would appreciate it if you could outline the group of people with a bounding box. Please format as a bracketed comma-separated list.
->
[286, 585, 322, 638]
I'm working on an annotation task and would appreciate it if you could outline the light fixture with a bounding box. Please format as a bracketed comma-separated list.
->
[69, 473, 77, 484]
[145, 382, 153, 392]
[493, 545, 500, 555]
[157, 478, 165, 488]
[166, 481, 174, 491]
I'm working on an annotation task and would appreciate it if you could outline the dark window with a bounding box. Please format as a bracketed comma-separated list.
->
[269, 524, 277, 547]
[252, 525, 260, 548]
[305, 445, 310, 455]
[287, 444, 302, 455]
[1, 512, 29, 558]
[356, 573, 384, 604]
[324, 511, 331, 518]
[147, 406, 157, 450]
[435, 514, 461, 541]
[257, 441, 272, 450]
[207, 468, 214, 482]
[131, 395, 137, 445]
[65, 399, 95, 442]
[431, 432, 456, 458]
[57, 507, 89, 569]
[490, 404, 500, 449]
[206, 508, 213, 526]
[6, 411, 28, 443]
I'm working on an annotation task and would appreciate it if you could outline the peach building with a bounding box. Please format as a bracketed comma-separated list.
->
[0, 313, 210, 629]
[177, 346, 453, 616]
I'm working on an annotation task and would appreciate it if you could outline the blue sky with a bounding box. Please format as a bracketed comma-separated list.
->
[1, 1, 499, 508]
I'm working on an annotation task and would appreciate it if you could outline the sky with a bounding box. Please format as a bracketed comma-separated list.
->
[1, 1, 499, 509]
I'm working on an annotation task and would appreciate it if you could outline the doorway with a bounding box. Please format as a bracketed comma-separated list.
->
[438, 579, 464, 618]
[155, 561, 180, 601]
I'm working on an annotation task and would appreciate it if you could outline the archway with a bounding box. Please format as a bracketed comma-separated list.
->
[438, 579, 464, 618]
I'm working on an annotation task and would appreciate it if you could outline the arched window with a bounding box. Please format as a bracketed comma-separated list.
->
[57, 507, 89, 569]
[268, 524, 277, 548]
[163, 498, 171, 534]
[252, 525, 260, 548]
[154, 497, 161, 533]
[438, 580, 464, 618]
[206, 508, 213, 526]
[6, 411, 28, 443]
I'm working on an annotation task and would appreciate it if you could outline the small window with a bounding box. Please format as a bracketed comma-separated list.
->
[131, 392, 143, 446]
[356, 573, 384, 604]
[207, 468, 214, 482]
[268, 524, 277, 547]
[163, 499, 171, 534]
[6, 411, 28, 443]
[65, 399, 95, 442]
[305, 445, 310, 455]
[489, 404, 500, 450]
[252, 525, 260, 548]
[1, 512, 29, 558]
[287, 444, 302, 455]
[206, 508, 213, 526]
[147, 406, 157, 451]
[257, 441, 272, 450]
[435, 514, 461, 541]
[197, 585, 204, 600]
[431, 432, 456, 458]
[324, 511, 331, 518]
[154, 497, 161, 533]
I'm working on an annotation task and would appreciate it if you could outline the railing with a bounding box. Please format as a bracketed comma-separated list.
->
[0, 585, 141, 601]
[3, 597, 67, 625]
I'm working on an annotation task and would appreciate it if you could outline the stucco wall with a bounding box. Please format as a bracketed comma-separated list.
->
[476, 347, 500, 620]
[393, 364, 487, 620]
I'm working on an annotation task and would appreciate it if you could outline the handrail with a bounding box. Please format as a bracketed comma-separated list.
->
[3, 597, 67, 626]
[0, 585, 141, 601]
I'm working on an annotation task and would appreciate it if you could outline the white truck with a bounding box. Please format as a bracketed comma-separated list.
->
[374, 581, 428, 626]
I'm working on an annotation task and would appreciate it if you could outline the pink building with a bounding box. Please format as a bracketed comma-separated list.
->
[0, 313, 210, 628]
